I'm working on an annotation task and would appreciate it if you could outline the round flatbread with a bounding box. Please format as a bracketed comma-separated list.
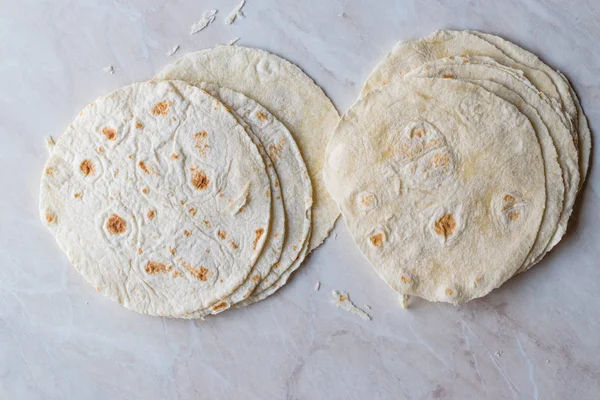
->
[405, 56, 580, 272]
[469, 30, 591, 184]
[325, 78, 546, 304]
[155, 45, 339, 253]
[187, 84, 312, 314]
[40, 80, 271, 317]
[403, 57, 578, 270]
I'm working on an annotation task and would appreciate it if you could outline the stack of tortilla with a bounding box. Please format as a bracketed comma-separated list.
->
[324, 30, 590, 305]
[40, 46, 339, 318]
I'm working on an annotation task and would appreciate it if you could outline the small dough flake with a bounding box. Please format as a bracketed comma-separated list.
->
[225, 0, 246, 24]
[103, 65, 114, 74]
[190, 9, 218, 35]
[314, 281, 320, 291]
[399, 294, 409, 309]
[45, 136, 56, 154]
[167, 45, 180, 56]
[227, 37, 241, 46]
[331, 290, 371, 321]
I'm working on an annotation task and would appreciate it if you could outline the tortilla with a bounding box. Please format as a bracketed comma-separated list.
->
[325, 78, 546, 304]
[40, 80, 272, 317]
[155, 45, 340, 253]
[403, 57, 578, 270]
[187, 84, 312, 313]
[469, 31, 591, 185]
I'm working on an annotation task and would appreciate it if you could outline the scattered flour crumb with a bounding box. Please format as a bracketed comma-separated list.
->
[103, 65, 114, 74]
[45, 136, 56, 154]
[333, 232, 338, 240]
[85, 301, 89, 305]
[399, 294, 409, 309]
[227, 37, 241, 46]
[495, 350, 503, 357]
[190, 9, 218, 34]
[167, 45, 180, 56]
[364, 304, 371, 310]
[331, 290, 371, 321]
[225, 0, 246, 24]
[314, 281, 320, 291]
[338, 12, 347, 18]
[546, 359, 550, 363]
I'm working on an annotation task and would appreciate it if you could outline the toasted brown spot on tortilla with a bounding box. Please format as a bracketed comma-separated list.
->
[370, 233, 384, 247]
[45, 213, 54, 223]
[135, 121, 144, 129]
[292, 245, 298, 251]
[442, 73, 456, 79]
[256, 111, 268, 121]
[231, 241, 239, 250]
[338, 294, 348, 302]
[213, 301, 228, 311]
[169, 247, 176, 256]
[97, 146, 104, 153]
[45, 167, 54, 176]
[173, 271, 183, 277]
[137, 248, 142, 255]
[504, 194, 515, 203]
[145, 260, 167, 274]
[268, 142, 283, 162]
[195, 131, 208, 139]
[179, 200, 185, 205]
[217, 230, 227, 239]
[191, 170, 210, 190]
[147, 210, 155, 219]
[183, 230, 191, 237]
[434, 214, 456, 238]
[142, 188, 148, 194]
[80, 160, 95, 176]
[151, 100, 172, 116]
[412, 126, 426, 138]
[254, 228, 265, 250]
[138, 161, 151, 174]
[509, 210, 521, 221]
[400, 275, 411, 284]
[183, 262, 210, 281]
[445, 288, 454, 296]
[203, 220, 212, 228]
[188, 207, 197, 216]
[128, 154, 133, 159]
[431, 151, 450, 167]
[251, 275, 260, 282]
[74, 192, 82, 198]
[273, 262, 280, 269]
[106, 214, 126, 235]
[101, 127, 117, 140]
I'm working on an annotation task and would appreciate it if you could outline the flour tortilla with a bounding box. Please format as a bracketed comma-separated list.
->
[325, 78, 546, 304]
[184, 85, 287, 317]
[403, 58, 578, 270]
[40, 80, 271, 317]
[469, 31, 591, 185]
[361, 30, 577, 145]
[190, 83, 312, 311]
[155, 45, 340, 252]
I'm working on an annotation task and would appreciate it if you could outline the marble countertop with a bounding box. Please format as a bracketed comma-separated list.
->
[1, 0, 599, 399]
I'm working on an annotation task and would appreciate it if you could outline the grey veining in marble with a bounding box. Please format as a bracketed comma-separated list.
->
[1, 0, 599, 399]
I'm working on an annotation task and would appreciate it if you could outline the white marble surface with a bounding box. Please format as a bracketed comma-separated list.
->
[1, 0, 599, 399]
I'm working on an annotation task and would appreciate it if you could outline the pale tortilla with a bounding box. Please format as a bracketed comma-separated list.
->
[403, 57, 578, 270]
[188, 84, 312, 312]
[469, 31, 591, 185]
[325, 78, 546, 304]
[40, 80, 271, 317]
[155, 45, 340, 253]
